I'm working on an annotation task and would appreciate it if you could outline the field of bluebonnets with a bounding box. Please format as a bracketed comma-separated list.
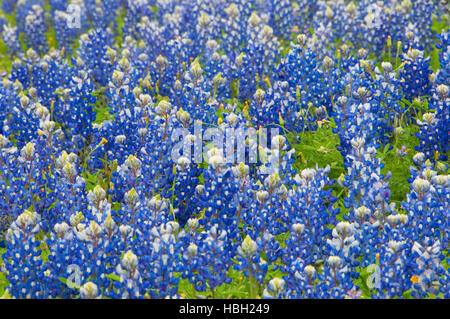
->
[0, 0, 448, 300]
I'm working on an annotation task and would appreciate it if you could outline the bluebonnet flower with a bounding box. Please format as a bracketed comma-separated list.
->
[24, 4, 47, 54]
[136, 16, 166, 61]
[80, 281, 101, 299]
[281, 166, 337, 265]
[123, 0, 152, 38]
[343, 138, 394, 220]
[181, 225, 233, 296]
[1, 0, 16, 14]
[54, 10, 79, 57]
[415, 112, 442, 160]
[400, 0, 437, 50]
[1, 24, 21, 55]
[76, 29, 114, 86]
[410, 240, 447, 298]
[373, 61, 404, 140]
[257, 0, 293, 38]
[45, 151, 87, 229]
[114, 250, 142, 298]
[58, 66, 98, 143]
[315, 256, 357, 299]
[219, 2, 248, 59]
[176, 59, 216, 122]
[400, 47, 432, 102]
[137, 221, 184, 298]
[435, 30, 449, 86]
[3, 210, 46, 298]
[326, 221, 361, 266]
[263, 277, 286, 299]
[423, 83, 449, 161]
[282, 258, 318, 298]
[403, 161, 449, 246]
[232, 13, 281, 99]
[372, 239, 412, 298]
[234, 235, 268, 297]
[48, 0, 66, 13]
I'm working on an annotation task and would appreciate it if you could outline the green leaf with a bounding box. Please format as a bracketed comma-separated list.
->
[105, 273, 121, 282]
[430, 47, 441, 72]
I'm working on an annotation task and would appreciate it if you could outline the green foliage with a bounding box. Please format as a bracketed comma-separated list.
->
[0, 248, 8, 296]
[288, 124, 345, 181]
[0, 40, 11, 73]
[378, 126, 420, 206]
[177, 263, 287, 299]
[178, 271, 245, 299]
[429, 16, 448, 71]
[106, 273, 121, 282]
[430, 47, 441, 72]
[353, 265, 377, 299]
[431, 15, 448, 35]
[114, 7, 126, 48]
[44, 23, 58, 51]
